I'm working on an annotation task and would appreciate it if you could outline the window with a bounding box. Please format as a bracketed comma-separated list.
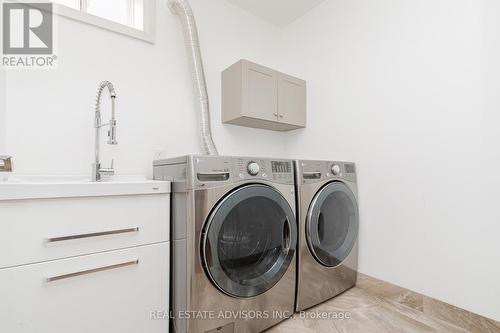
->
[51, 0, 154, 43]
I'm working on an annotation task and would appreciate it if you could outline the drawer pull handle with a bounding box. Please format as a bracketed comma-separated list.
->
[45, 260, 139, 283]
[45, 227, 139, 243]
[303, 172, 322, 179]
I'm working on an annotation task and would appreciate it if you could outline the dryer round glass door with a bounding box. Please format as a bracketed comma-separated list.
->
[307, 181, 359, 267]
[202, 184, 297, 298]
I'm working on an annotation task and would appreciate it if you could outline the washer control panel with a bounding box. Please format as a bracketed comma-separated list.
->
[235, 157, 294, 184]
[159, 155, 296, 190]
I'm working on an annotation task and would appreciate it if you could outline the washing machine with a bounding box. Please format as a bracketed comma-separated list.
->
[154, 155, 297, 333]
[294, 160, 359, 311]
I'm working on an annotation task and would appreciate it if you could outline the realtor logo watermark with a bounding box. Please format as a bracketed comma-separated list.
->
[2, 2, 57, 68]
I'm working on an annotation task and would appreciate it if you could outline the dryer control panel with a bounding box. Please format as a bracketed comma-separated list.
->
[295, 160, 357, 184]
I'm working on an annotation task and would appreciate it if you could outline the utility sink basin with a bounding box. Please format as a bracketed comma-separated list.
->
[0, 175, 170, 201]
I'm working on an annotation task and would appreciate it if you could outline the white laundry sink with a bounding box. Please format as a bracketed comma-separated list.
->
[0, 175, 170, 201]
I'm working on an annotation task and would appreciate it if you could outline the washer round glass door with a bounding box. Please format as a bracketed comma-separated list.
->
[202, 184, 297, 298]
[307, 181, 359, 267]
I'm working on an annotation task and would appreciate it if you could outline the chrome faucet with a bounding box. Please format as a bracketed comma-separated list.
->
[0, 156, 12, 172]
[92, 81, 117, 182]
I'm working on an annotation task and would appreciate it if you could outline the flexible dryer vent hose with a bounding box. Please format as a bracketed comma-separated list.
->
[168, 0, 219, 156]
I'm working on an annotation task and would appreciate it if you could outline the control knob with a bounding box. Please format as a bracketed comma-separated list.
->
[331, 164, 341, 176]
[247, 162, 260, 176]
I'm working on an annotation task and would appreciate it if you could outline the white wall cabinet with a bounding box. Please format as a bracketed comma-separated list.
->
[222, 60, 306, 131]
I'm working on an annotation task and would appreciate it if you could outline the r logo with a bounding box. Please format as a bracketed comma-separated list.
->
[2, 3, 53, 55]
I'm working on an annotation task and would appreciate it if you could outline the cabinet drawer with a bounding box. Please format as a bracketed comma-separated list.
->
[0, 243, 169, 333]
[0, 194, 170, 268]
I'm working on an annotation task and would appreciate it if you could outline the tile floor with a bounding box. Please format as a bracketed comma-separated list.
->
[266, 274, 500, 333]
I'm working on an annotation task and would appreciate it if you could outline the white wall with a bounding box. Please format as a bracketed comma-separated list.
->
[280, 0, 498, 321]
[479, 0, 500, 321]
[0, 69, 5, 153]
[4, 0, 286, 177]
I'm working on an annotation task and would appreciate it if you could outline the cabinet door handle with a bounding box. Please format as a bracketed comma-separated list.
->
[279, 114, 284, 118]
[273, 113, 278, 117]
[45, 227, 139, 243]
[45, 260, 139, 283]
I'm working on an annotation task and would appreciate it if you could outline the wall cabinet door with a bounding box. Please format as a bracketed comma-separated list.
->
[0, 243, 169, 333]
[242, 61, 278, 122]
[278, 73, 306, 128]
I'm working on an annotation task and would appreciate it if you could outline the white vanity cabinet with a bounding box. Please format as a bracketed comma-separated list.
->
[222, 59, 306, 131]
[0, 180, 170, 333]
[0, 243, 169, 333]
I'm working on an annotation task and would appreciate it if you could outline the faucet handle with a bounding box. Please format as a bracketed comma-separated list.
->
[0, 156, 12, 172]
[98, 159, 115, 178]
[107, 119, 118, 145]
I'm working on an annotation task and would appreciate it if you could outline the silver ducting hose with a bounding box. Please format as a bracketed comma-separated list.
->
[168, 0, 219, 155]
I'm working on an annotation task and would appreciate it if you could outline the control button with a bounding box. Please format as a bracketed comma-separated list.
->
[331, 164, 341, 176]
[262, 173, 267, 178]
[247, 162, 260, 176]
[239, 173, 245, 179]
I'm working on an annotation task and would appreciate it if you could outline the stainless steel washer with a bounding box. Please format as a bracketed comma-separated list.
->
[294, 160, 359, 311]
[154, 155, 297, 333]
